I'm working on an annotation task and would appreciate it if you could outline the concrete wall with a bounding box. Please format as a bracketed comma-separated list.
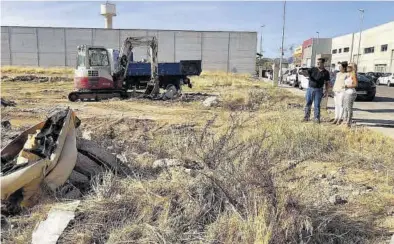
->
[301, 38, 332, 68]
[1, 26, 257, 74]
[331, 21, 394, 73]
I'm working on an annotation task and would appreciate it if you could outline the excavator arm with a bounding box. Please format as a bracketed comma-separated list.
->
[116, 36, 160, 96]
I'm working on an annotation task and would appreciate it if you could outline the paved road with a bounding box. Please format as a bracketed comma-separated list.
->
[280, 84, 394, 138]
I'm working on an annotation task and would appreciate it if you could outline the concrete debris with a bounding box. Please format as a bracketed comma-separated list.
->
[82, 130, 92, 140]
[1, 98, 16, 107]
[202, 96, 219, 107]
[329, 194, 348, 205]
[162, 85, 178, 100]
[153, 158, 183, 169]
[32, 200, 80, 244]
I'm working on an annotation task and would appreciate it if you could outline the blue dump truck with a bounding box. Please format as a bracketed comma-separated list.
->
[126, 60, 202, 90]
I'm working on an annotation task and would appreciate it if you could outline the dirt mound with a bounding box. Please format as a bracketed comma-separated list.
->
[1, 75, 72, 82]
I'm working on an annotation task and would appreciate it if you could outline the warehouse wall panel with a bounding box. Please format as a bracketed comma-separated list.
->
[229, 32, 256, 73]
[10, 27, 37, 53]
[39, 53, 65, 67]
[65, 28, 93, 66]
[11, 52, 38, 66]
[38, 28, 65, 53]
[202, 32, 229, 71]
[158, 31, 175, 62]
[36, 28, 66, 66]
[175, 31, 201, 62]
[1, 30, 11, 65]
[92, 29, 119, 48]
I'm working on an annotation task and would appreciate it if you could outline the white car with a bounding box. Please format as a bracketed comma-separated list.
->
[376, 73, 393, 86]
[281, 70, 290, 84]
[287, 69, 298, 87]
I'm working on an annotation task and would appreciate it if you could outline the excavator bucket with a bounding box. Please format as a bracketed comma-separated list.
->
[1, 108, 80, 210]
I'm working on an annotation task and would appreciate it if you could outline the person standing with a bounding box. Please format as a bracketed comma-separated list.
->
[302, 58, 330, 123]
[342, 63, 358, 127]
[332, 61, 348, 124]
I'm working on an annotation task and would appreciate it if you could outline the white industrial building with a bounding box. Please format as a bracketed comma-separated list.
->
[0, 26, 257, 74]
[331, 21, 394, 73]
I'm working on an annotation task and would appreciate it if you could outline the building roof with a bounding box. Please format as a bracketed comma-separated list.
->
[0, 25, 257, 34]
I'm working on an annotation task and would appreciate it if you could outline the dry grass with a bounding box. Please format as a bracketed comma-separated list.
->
[1, 69, 394, 244]
[1, 66, 74, 75]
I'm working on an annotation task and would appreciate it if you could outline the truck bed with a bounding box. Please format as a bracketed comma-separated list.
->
[127, 60, 202, 77]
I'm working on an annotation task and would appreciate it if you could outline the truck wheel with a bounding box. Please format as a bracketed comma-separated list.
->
[68, 93, 78, 102]
[388, 81, 391, 87]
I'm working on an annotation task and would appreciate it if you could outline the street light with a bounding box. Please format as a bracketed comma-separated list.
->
[316, 31, 320, 39]
[260, 25, 265, 60]
[357, 9, 364, 66]
[278, 0, 286, 86]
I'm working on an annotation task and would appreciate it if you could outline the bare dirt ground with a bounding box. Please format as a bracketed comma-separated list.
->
[1, 68, 394, 244]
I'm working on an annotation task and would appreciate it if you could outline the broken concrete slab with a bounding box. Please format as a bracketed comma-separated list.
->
[32, 200, 80, 244]
[153, 158, 183, 169]
[202, 96, 219, 107]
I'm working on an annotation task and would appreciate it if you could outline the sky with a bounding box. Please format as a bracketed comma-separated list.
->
[1, 1, 394, 58]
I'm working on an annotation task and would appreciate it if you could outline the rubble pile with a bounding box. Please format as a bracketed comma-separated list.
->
[1, 75, 72, 83]
[0, 109, 131, 216]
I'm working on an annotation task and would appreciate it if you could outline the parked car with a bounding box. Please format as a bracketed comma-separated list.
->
[356, 74, 376, 101]
[287, 68, 298, 87]
[376, 73, 393, 86]
[281, 70, 290, 84]
[366, 72, 383, 83]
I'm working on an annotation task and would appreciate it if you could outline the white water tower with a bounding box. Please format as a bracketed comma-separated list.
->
[101, 2, 116, 29]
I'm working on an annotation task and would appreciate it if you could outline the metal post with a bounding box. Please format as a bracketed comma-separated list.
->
[260, 25, 265, 59]
[356, 9, 364, 66]
[278, 0, 286, 86]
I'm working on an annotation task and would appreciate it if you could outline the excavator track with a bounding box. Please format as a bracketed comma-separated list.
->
[68, 90, 128, 102]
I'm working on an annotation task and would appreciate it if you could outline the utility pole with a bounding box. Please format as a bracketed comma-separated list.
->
[357, 9, 364, 66]
[278, 0, 286, 87]
[260, 25, 265, 59]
